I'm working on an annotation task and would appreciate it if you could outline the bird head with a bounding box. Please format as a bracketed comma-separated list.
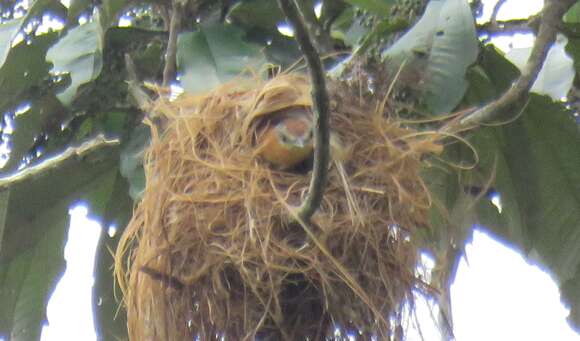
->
[275, 115, 314, 149]
[254, 110, 314, 170]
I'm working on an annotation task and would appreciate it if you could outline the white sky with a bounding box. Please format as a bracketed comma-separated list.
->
[478, 0, 543, 51]
[40, 205, 101, 341]
[453, 230, 580, 341]
[35, 0, 580, 340]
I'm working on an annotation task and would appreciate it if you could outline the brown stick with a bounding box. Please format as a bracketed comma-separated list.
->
[162, 0, 183, 87]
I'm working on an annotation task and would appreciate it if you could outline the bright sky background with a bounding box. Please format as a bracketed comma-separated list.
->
[34, 0, 580, 341]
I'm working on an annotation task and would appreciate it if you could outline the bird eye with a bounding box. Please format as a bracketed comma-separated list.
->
[280, 132, 290, 144]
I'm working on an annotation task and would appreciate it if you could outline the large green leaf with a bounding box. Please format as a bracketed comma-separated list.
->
[46, 13, 105, 106]
[0, 136, 120, 339]
[0, 209, 67, 341]
[382, 0, 478, 114]
[501, 97, 580, 280]
[177, 24, 266, 94]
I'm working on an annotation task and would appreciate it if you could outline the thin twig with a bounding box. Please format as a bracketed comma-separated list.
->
[277, 0, 330, 223]
[162, 0, 183, 87]
[461, 0, 576, 126]
[478, 18, 536, 36]
[125, 53, 153, 111]
[489, 0, 507, 27]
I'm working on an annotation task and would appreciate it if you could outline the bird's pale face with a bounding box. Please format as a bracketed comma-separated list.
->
[275, 116, 313, 149]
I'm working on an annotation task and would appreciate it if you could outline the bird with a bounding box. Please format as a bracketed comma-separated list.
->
[254, 108, 314, 170]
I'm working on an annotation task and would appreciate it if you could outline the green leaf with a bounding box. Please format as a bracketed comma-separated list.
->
[507, 97, 580, 280]
[46, 13, 105, 106]
[120, 124, 149, 200]
[465, 127, 529, 250]
[382, 0, 478, 114]
[564, 1, 580, 23]
[343, 0, 394, 16]
[0, 137, 121, 340]
[228, 0, 284, 30]
[177, 24, 266, 94]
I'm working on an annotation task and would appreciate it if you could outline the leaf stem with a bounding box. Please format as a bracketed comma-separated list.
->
[277, 0, 330, 222]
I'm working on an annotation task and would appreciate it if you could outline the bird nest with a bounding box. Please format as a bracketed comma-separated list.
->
[115, 72, 444, 340]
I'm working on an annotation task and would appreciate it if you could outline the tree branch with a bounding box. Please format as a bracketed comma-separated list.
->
[162, 0, 183, 87]
[277, 0, 330, 223]
[461, 0, 577, 126]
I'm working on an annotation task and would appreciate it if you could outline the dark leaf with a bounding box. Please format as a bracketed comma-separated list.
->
[93, 172, 132, 341]
[228, 0, 284, 30]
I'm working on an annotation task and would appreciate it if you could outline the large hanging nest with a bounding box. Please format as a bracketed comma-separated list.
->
[115, 72, 443, 340]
